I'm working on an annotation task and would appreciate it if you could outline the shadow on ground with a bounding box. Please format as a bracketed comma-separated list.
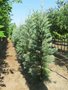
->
[18, 62, 48, 90]
[0, 38, 9, 87]
[54, 52, 68, 70]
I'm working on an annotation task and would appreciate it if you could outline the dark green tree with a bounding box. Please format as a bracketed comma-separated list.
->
[0, 0, 22, 57]
[47, 0, 68, 38]
[0, 0, 22, 38]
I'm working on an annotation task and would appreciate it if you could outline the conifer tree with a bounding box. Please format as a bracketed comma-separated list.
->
[12, 11, 55, 80]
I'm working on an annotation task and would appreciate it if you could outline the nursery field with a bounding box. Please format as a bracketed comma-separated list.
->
[0, 0, 68, 90]
[0, 39, 68, 90]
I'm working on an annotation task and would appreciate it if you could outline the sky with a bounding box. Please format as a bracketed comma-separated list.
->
[11, 0, 57, 26]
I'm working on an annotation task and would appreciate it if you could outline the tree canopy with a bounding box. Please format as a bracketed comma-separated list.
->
[0, 0, 22, 38]
[47, 0, 68, 38]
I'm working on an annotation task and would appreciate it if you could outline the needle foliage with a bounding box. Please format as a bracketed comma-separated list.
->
[12, 11, 55, 81]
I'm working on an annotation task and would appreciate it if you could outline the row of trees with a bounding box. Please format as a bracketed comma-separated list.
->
[12, 0, 68, 81]
[0, 0, 11, 37]
[0, 0, 22, 38]
[0, 0, 68, 81]
[0, 0, 68, 39]
[0, 0, 67, 80]
[47, 0, 68, 39]
[0, 0, 22, 58]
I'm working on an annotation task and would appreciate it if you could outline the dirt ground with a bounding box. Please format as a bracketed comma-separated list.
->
[0, 40, 68, 90]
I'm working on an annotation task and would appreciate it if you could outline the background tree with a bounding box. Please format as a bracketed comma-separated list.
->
[0, 0, 22, 57]
[47, 0, 68, 38]
[0, 0, 22, 38]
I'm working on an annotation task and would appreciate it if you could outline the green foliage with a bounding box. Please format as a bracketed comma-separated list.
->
[0, 0, 22, 38]
[0, 0, 12, 37]
[0, 25, 4, 29]
[0, 31, 5, 38]
[56, 0, 64, 8]
[9, 23, 16, 39]
[0, 25, 5, 38]
[47, 0, 68, 38]
[12, 0, 22, 3]
[12, 11, 55, 80]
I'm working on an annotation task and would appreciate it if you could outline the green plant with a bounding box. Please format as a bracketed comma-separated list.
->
[47, 0, 68, 38]
[12, 11, 55, 81]
[0, 0, 22, 38]
[0, 25, 5, 38]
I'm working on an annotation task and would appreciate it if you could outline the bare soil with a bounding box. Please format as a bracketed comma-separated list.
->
[0, 40, 29, 90]
[0, 40, 68, 90]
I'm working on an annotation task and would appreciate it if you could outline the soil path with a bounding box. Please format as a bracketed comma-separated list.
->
[0, 40, 29, 90]
[45, 61, 68, 90]
[0, 40, 68, 90]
